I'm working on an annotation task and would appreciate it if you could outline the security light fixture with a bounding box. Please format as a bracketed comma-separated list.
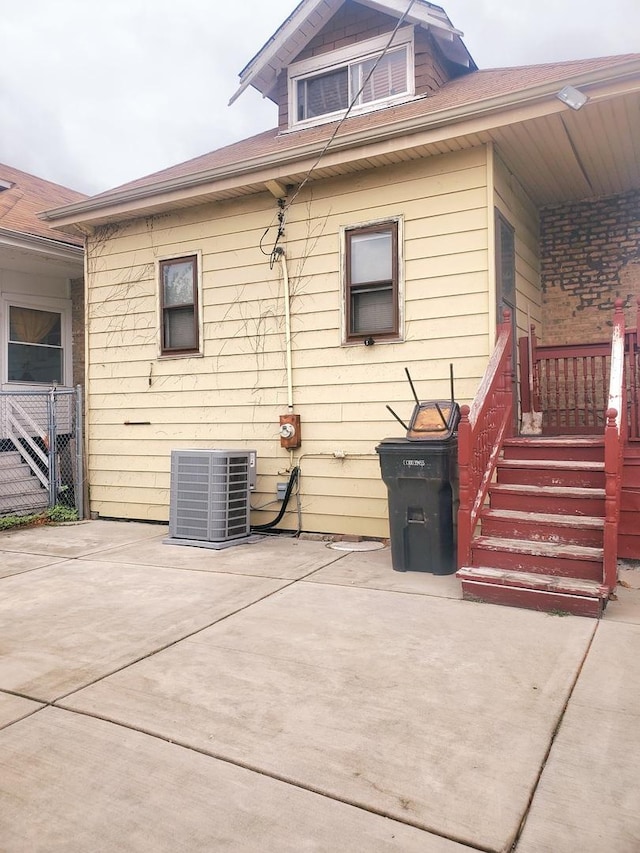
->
[556, 85, 589, 110]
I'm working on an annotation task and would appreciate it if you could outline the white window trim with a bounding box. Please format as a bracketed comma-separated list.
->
[288, 27, 415, 130]
[339, 215, 405, 346]
[2, 292, 72, 387]
[156, 250, 204, 359]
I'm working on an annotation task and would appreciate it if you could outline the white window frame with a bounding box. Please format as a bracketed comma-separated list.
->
[340, 215, 405, 346]
[156, 250, 204, 359]
[2, 292, 72, 387]
[288, 28, 415, 130]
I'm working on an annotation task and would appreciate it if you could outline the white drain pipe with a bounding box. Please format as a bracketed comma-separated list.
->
[277, 248, 294, 413]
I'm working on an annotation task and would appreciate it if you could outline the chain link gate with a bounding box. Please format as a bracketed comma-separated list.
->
[0, 387, 84, 518]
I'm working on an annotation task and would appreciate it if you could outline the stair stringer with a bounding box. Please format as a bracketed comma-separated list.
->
[457, 437, 610, 618]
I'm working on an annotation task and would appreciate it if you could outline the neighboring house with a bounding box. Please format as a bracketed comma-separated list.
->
[0, 164, 85, 390]
[0, 164, 86, 514]
[41, 1, 640, 583]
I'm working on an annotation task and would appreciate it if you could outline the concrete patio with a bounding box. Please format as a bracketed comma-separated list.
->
[1, 520, 639, 852]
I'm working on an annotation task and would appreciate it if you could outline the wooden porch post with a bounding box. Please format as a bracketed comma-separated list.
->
[457, 404, 472, 568]
[603, 407, 620, 592]
[503, 312, 515, 440]
[635, 297, 640, 439]
[602, 299, 626, 592]
[519, 333, 531, 415]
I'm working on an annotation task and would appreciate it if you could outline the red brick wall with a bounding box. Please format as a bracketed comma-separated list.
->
[540, 190, 640, 344]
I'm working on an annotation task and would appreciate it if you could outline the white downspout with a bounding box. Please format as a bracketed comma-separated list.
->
[278, 249, 294, 413]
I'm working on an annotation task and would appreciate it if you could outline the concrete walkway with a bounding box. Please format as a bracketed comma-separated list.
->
[0, 520, 639, 852]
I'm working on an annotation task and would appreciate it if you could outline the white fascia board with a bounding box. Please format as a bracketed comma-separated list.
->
[359, 0, 462, 36]
[42, 62, 640, 228]
[0, 228, 83, 260]
[229, 0, 327, 105]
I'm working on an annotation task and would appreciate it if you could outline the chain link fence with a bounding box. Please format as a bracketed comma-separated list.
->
[0, 387, 84, 518]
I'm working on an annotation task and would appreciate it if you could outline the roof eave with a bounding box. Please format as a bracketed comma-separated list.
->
[41, 60, 640, 230]
[0, 226, 84, 256]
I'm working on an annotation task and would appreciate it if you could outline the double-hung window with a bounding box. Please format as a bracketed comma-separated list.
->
[495, 211, 516, 313]
[159, 255, 200, 355]
[8, 305, 64, 383]
[290, 29, 414, 128]
[344, 221, 401, 343]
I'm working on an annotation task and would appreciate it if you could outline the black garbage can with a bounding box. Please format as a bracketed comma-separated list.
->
[376, 433, 459, 575]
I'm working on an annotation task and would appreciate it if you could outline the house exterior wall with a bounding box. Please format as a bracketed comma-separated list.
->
[414, 29, 454, 94]
[540, 189, 640, 345]
[85, 146, 492, 534]
[0, 267, 74, 391]
[493, 150, 542, 339]
[491, 149, 541, 422]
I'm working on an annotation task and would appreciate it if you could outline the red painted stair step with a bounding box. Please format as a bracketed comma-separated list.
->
[470, 536, 603, 581]
[480, 508, 604, 548]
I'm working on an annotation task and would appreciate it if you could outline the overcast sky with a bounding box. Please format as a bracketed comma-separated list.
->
[1, 0, 638, 196]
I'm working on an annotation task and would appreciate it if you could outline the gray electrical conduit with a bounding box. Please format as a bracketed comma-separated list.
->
[251, 466, 300, 532]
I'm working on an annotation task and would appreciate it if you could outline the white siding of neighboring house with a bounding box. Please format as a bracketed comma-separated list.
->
[85, 146, 493, 536]
[0, 268, 73, 399]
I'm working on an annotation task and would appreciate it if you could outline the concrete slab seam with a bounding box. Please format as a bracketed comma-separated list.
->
[509, 619, 600, 851]
[0, 696, 49, 731]
[47, 554, 350, 706]
[301, 577, 460, 600]
[75, 548, 350, 580]
[0, 526, 167, 561]
[0, 561, 66, 579]
[54, 533, 168, 560]
[50, 702, 494, 853]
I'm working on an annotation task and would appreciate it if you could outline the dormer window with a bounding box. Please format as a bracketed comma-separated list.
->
[288, 28, 414, 129]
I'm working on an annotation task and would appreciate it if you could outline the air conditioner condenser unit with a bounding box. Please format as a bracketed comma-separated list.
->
[165, 448, 257, 549]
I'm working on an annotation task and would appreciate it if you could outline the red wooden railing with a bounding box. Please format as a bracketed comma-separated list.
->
[520, 336, 611, 434]
[458, 310, 514, 567]
[603, 300, 627, 592]
[520, 297, 640, 439]
[626, 299, 640, 440]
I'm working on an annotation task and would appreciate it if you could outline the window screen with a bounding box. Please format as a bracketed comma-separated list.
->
[8, 306, 63, 383]
[345, 223, 399, 341]
[296, 45, 409, 123]
[160, 256, 199, 354]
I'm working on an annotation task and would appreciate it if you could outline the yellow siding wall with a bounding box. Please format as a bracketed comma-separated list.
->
[86, 147, 491, 536]
[492, 150, 542, 424]
[493, 150, 541, 337]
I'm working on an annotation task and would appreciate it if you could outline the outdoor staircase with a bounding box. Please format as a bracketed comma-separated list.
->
[457, 436, 610, 618]
[0, 449, 48, 516]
